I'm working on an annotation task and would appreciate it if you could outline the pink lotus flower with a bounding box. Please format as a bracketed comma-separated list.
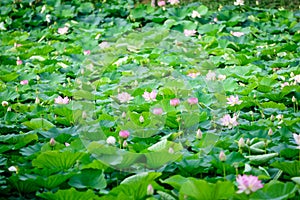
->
[293, 133, 300, 149]
[20, 80, 29, 85]
[281, 82, 289, 88]
[187, 72, 200, 78]
[220, 114, 238, 129]
[152, 108, 163, 115]
[168, 0, 180, 5]
[99, 41, 110, 49]
[230, 114, 239, 127]
[206, 70, 216, 81]
[58, 26, 68, 35]
[187, 97, 198, 105]
[170, 98, 180, 106]
[14, 43, 22, 48]
[231, 31, 245, 37]
[191, 10, 201, 18]
[276, 114, 283, 120]
[117, 92, 133, 103]
[236, 175, 263, 194]
[143, 90, 157, 102]
[16, 60, 22, 65]
[65, 142, 70, 147]
[158, 1, 166, 6]
[184, 29, 196, 37]
[226, 95, 242, 106]
[83, 50, 91, 55]
[119, 130, 130, 139]
[234, 0, 244, 6]
[292, 74, 300, 84]
[218, 74, 226, 81]
[55, 96, 69, 104]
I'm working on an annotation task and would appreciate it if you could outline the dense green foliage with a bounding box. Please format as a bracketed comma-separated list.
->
[0, 0, 300, 199]
[182, 0, 300, 10]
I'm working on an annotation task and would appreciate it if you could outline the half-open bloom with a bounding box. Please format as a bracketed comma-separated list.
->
[226, 95, 242, 106]
[231, 31, 245, 37]
[117, 92, 133, 103]
[20, 80, 29, 85]
[119, 130, 130, 139]
[191, 10, 201, 18]
[170, 98, 180, 106]
[143, 90, 157, 102]
[184, 29, 196, 37]
[152, 108, 163, 115]
[234, 0, 244, 6]
[206, 70, 216, 81]
[168, 0, 180, 5]
[58, 26, 68, 35]
[158, 1, 166, 6]
[220, 114, 238, 129]
[55, 96, 69, 104]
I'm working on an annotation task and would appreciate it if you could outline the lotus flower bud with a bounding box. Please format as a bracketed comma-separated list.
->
[238, 138, 245, 148]
[196, 129, 202, 139]
[49, 138, 56, 146]
[122, 140, 128, 148]
[168, 147, 174, 154]
[16, 59, 22, 65]
[35, 97, 40, 104]
[139, 115, 144, 123]
[268, 128, 273, 136]
[8, 166, 18, 173]
[188, 97, 198, 105]
[82, 111, 87, 119]
[219, 151, 226, 162]
[106, 136, 116, 145]
[147, 184, 154, 195]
